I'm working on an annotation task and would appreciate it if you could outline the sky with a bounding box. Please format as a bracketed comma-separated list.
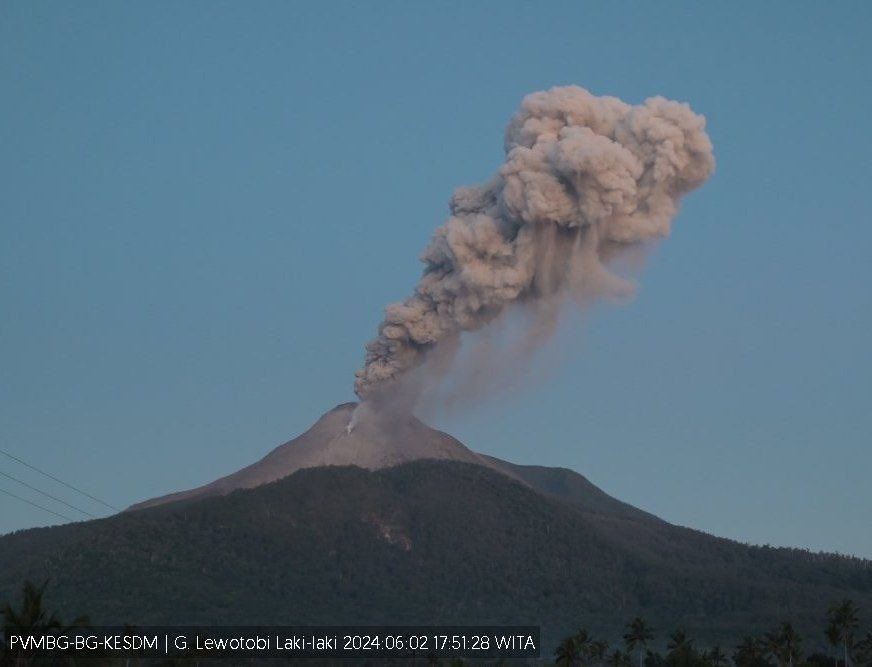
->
[2, 2, 871, 557]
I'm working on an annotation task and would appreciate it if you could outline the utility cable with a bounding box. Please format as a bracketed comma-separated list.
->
[0, 448, 119, 511]
[0, 486, 74, 522]
[0, 469, 97, 518]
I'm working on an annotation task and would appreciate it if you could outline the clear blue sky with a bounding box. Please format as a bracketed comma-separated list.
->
[2, 2, 870, 556]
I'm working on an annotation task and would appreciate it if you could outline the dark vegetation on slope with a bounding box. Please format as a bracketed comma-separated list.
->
[480, 454, 659, 523]
[1, 461, 870, 650]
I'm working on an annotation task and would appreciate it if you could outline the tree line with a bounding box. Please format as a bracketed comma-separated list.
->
[555, 601, 872, 667]
[4, 581, 872, 666]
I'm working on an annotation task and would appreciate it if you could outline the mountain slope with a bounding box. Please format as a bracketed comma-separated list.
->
[129, 402, 486, 511]
[479, 454, 659, 524]
[1, 461, 870, 651]
[128, 403, 654, 525]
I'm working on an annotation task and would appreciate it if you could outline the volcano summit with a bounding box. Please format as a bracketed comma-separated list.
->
[127, 403, 647, 522]
[128, 403, 488, 511]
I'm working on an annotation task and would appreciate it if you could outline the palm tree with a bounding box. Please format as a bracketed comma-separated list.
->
[780, 622, 802, 667]
[829, 600, 860, 667]
[575, 628, 593, 663]
[556, 636, 581, 667]
[855, 631, 872, 666]
[761, 628, 785, 666]
[733, 636, 763, 667]
[1, 581, 62, 633]
[608, 649, 629, 667]
[2, 580, 88, 631]
[1, 580, 88, 663]
[707, 645, 728, 667]
[828, 621, 843, 667]
[667, 629, 693, 661]
[624, 618, 655, 667]
[589, 641, 610, 664]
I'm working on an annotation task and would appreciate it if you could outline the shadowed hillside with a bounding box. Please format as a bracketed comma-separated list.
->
[1, 460, 870, 651]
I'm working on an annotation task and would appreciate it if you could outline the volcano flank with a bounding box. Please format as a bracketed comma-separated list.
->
[1, 404, 870, 651]
[128, 402, 490, 511]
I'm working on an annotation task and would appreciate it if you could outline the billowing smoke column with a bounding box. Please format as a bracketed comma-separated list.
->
[355, 85, 714, 401]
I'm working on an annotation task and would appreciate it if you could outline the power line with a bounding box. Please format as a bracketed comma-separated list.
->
[0, 486, 74, 522]
[0, 469, 97, 518]
[0, 448, 119, 511]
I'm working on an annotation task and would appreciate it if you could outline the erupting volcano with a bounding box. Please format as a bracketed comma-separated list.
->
[131, 84, 715, 513]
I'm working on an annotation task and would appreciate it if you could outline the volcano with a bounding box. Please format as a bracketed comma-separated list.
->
[2, 404, 871, 651]
[128, 403, 652, 523]
[129, 403, 489, 511]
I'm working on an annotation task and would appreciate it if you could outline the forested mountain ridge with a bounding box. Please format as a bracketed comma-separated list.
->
[1, 460, 870, 652]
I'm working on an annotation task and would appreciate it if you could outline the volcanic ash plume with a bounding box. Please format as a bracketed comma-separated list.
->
[354, 85, 714, 401]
